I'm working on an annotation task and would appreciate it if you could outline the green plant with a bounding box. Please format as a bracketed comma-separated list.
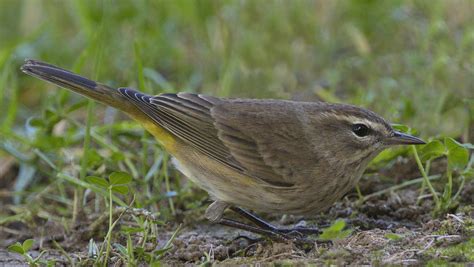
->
[412, 137, 473, 216]
[8, 239, 49, 266]
[319, 220, 352, 241]
[85, 171, 132, 266]
[116, 224, 181, 265]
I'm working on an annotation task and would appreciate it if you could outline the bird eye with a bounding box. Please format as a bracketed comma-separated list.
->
[352, 123, 370, 137]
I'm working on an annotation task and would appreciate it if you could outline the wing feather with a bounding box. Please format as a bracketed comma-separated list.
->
[119, 89, 303, 187]
[212, 100, 319, 186]
[118, 89, 243, 171]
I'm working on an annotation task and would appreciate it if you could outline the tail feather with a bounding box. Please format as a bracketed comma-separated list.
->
[22, 59, 99, 92]
[21, 59, 139, 115]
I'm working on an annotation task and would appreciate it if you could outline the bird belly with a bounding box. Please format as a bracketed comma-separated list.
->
[169, 143, 361, 215]
[170, 145, 297, 212]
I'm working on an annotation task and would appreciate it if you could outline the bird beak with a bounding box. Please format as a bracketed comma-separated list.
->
[386, 131, 426, 145]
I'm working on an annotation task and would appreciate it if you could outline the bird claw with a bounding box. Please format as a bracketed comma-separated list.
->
[277, 233, 316, 250]
[232, 234, 263, 244]
[230, 227, 324, 252]
[274, 226, 321, 237]
[234, 231, 315, 249]
[276, 229, 305, 239]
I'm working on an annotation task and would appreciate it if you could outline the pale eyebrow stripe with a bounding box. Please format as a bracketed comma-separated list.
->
[320, 113, 389, 132]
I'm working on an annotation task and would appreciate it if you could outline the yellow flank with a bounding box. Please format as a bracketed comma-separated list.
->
[128, 112, 177, 154]
[142, 120, 177, 153]
[134, 112, 259, 189]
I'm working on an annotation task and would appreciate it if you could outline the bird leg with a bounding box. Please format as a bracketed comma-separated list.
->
[229, 206, 321, 237]
[218, 218, 288, 241]
[205, 201, 320, 241]
[205, 201, 285, 240]
[218, 215, 319, 248]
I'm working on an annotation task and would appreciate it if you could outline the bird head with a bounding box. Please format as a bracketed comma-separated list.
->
[308, 103, 425, 166]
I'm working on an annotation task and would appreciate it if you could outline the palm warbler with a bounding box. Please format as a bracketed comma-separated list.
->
[21, 59, 425, 238]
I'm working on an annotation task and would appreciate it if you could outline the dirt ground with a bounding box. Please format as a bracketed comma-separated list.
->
[1, 160, 473, 265]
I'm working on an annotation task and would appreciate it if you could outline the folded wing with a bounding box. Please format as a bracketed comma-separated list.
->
[119, 90, 315, 187]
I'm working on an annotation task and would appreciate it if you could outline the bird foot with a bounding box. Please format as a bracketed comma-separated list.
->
[232, 234, 264, 244]
[212, 203, 324, 249]
[274, 226, 321, 236]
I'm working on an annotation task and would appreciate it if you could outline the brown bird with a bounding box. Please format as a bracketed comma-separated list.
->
[21, 59, 425, 239]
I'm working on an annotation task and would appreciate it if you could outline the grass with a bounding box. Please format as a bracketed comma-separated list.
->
[0, 0, 473, 265]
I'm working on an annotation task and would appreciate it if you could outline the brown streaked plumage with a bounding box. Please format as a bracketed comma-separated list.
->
[21, 59, 425, 238]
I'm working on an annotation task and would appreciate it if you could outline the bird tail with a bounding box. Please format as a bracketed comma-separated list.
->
[21, 59, 140, 116]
